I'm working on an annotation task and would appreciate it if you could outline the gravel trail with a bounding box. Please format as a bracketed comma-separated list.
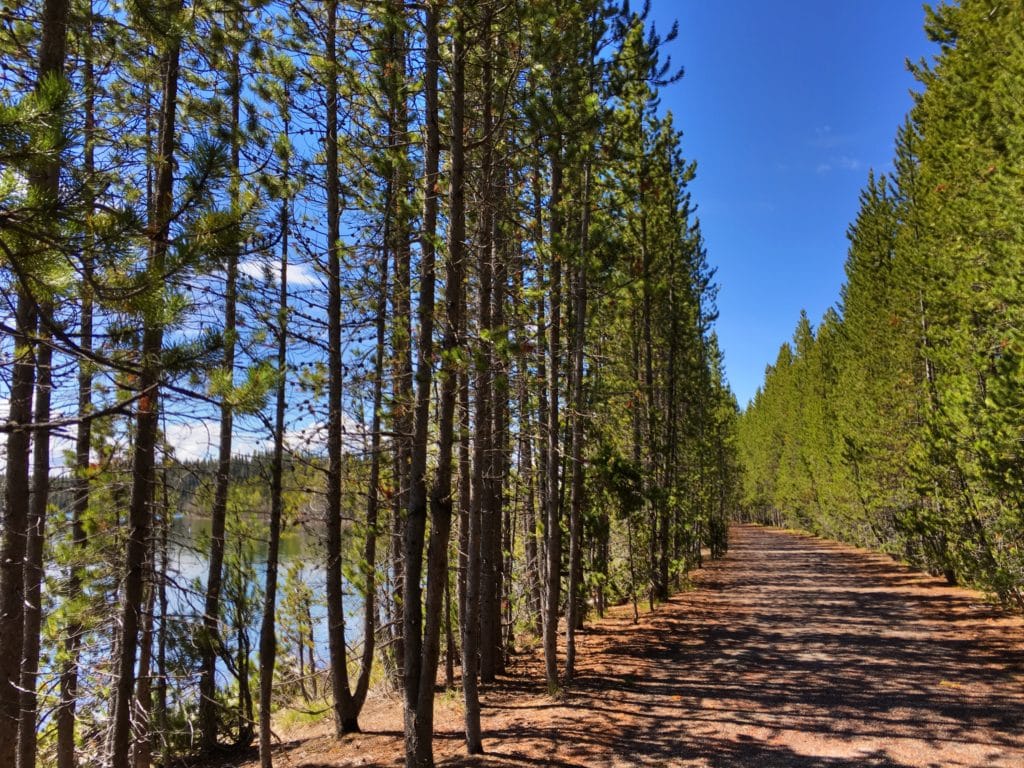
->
[258, 525, 1024, 768]
[464, 524, 1024, 767]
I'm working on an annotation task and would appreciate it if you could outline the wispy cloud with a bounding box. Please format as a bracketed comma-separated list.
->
[284, 415, 368, 455]
[164, 419, 227, 462]
[810, 126, 863, 175]
[0, 398, 84, 476]
[810, 125, 856, 150]
[239, 259, 321, 288]
[162, 413, 369, 462]
[163, 419, 280, 462]
[816, 155, 862, 174]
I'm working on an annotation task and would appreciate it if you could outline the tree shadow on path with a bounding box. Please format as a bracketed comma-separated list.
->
[444, 525, 1024, 768]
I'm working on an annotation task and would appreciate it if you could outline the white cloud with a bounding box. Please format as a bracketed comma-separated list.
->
[0, 403, 368, 474]
[164, 419, 223, 462]
[163, 417, 282, 462]
[163, 413, 368, 463]
[283, 414, 368, 455]
[239, 259, 321, 288]
[815, 156, 862, 175]
[0, 398, 82, 477]
[283, 420, 324, 452]
[810, 125, 855, 150]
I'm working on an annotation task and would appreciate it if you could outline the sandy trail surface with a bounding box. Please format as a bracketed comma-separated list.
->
[254, 525, 1024, 768]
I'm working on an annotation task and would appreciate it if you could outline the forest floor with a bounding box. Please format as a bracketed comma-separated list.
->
[235, 525, 1024, 768]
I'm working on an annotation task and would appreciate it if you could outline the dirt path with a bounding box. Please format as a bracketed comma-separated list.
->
[263, 525, 1024, 768]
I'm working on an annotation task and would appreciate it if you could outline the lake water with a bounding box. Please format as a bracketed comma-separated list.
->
[168, 515, 365, 667]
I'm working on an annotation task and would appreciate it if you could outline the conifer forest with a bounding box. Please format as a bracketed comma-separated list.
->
[737, 2, 1024, 610]
[1, 0, 1023, 767]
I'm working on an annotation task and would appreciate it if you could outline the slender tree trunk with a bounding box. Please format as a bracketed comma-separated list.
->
[444, 566, 454, 689]
[640, 213, 667, 604]
[630, 314, 643, 621]
[323, 0, 358, 735]
[17, 323, 51, 768]
[491, 190, 510, 677]
[133, 580, 156, 768]
[419, 2, 467, 750]
[0, 0, 70, 754]
[542, 153, 564, 693]
[402, 3, 439, 763]
[476, 22, 499, 684]
[57, 9, 96, 762]
[663, 250, 680, 589]
[236, 599, 254, 745]
[627, 515, 638, 623]
[0, 295, 35, 768]
[535, 291, 549, 641]
[258, 120, 291, 768]
[155, 469, 169, 767]
[387, 0, 412, 684]
[456, 367, 471, 683]
[565, 160, 590, 682]
[463, 375, 483, 752]
[58, 335, 90, 768]
[519, 377, 540, 631]
[459, 13, 482, 740]
[199, 37, 242, 752]
[458, 364, 468, 663]
[352, 227, 388, 713]
[111, 22, 181, 768]
[531, 164, 548, 640]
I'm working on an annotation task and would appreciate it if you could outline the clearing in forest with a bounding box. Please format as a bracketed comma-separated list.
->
[251, 525, 1024, 768]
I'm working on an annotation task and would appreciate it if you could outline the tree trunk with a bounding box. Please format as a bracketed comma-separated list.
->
[0, 288, 35, 768]
[133, 580, 156, 768]
[457, 366, 471, 687]
[491, 182, 511, 677]
[459, 9, 482, 739]
[565, 159, 591, 682]
[457, 360, 469, 647]
[323, 0, 358, 736]
[12, 321, 48, 768]
[420, 0, 467, 750]
[236, 596, 254, 746]
[530, 163, 548, 639]
[258, 115, 291, 768]
[1, 0, 70, 755]
[352, 214, 388, 714]
[155, 470, 170, 767]
[476, 22, 499, 684]
[111, 22, 181, 768]
[542, 153, 564, 693]
[199, 35, 242, 752]
[17, 322, 52, 768]
[402, 2, 439, 763]
[386, 0, 412, 686]
[57, 9, 96, 762]
[444, 565, 454, 689]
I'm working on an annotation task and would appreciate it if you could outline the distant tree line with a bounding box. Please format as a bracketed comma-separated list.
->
[0, 1, 739, 767]
[738, 0, 1023, 610]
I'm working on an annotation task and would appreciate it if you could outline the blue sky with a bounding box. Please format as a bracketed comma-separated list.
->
[648, 1, 938, 407]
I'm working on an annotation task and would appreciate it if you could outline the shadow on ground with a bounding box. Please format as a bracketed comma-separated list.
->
[292, 526, 1024, 768]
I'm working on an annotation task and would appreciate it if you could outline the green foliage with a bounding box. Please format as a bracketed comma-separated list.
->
[4, 1, 743, 763]
[738, 0, 1024, 609]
